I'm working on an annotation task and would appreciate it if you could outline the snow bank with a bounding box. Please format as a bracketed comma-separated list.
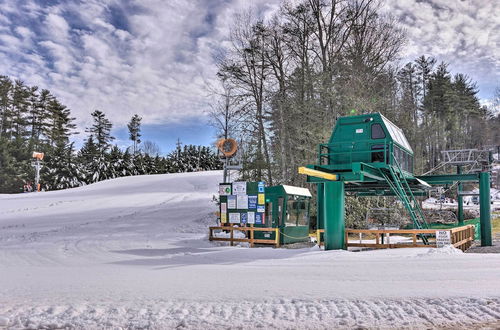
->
[1, 170, 500, 329]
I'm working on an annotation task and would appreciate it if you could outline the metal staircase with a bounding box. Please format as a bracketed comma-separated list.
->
[379, 158, 429, 244]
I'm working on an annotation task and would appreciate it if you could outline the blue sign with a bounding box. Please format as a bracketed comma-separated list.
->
[248, 195, 257, 209]
[255, 212, 263, 225]
[241, 213, 248, 224]
[258, 181, 265, 193]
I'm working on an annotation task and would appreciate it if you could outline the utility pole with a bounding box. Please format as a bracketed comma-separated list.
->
[32, 152, 44, 192]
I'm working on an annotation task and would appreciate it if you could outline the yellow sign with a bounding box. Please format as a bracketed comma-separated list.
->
[258, 193, 264, 204]
[221, 213, 227, 223]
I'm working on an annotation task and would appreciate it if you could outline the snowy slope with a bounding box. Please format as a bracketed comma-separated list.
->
[1, 171, 500, 329]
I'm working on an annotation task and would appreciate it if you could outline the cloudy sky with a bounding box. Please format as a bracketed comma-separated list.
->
[0, 0, 498, 153]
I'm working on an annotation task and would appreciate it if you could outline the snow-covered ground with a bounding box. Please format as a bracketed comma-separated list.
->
[1, 171, 500, 329]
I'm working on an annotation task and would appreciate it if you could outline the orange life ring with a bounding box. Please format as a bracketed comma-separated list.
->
[216, 138, 238, 157]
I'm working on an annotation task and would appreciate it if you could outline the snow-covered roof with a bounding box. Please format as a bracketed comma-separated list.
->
[381, 114, 413, 152]
[282, 185, 312, 197]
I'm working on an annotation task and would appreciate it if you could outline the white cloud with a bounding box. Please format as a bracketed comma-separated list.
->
[382, 0, 500, 97]
[0, 0, 497, 145]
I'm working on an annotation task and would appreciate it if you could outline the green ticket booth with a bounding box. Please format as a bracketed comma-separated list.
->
[255, 185, 312, 244]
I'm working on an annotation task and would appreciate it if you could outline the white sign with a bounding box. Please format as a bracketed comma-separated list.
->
[232, 182, 247, 195]
[355, 128, 363, 133]
[227, 196, 237, 209]
[247, 212, 255, 224]
[219, 184, 231, 196]
[436, 230, 451, 248]
[229, 213, 240, 223]
[237, 195, 248, 209]
[257, 205, 265, 213]
[220, 203, 227, 213]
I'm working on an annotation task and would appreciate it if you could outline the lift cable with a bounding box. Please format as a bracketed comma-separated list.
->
[421, 151, 461, 176]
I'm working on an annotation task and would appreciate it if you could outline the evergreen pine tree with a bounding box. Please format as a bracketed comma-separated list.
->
[127, 114, 142, 155]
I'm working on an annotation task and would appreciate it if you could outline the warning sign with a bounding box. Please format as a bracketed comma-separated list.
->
[436, 230, 451, 248]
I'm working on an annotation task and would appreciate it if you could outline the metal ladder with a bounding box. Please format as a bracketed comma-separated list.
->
[379, 160, 429, 244]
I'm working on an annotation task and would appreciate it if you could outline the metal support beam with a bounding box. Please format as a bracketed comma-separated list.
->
[457, 166, 464, 225]
[317, 183, 324, 230]
[323, 181, 345, 250]
[479, 172, 492, 246]
[417, 173, 480, 185]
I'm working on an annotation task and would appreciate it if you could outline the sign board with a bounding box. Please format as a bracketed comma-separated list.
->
[247, 211, 255, 224]
[219, 184, 232, 196]
[237, 195, 248, 209]
[220, 203, 227, 213]
[255, 213, 263, 225]
[355, 128, 363, 134]
[248, 196, 257, 209]
[232, 182, 247, 195]
[436, 230, 451, 248]
[258, 193, 265, 205]
[258, 181, 265, 193]
[221, 213, 227, 223]
[229, 213, 240, 223]
[227, 195, 237, 209]
[241, 213, 248, 224]
[256, 205, 265, 213]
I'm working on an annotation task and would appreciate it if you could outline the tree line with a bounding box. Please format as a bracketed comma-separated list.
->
[0, 76, 222, 193]
[209, 0, 500, 227]
[211, 0, 499, 186]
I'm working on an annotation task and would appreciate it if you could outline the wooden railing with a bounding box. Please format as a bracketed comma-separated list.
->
[209, 226, 280, 248]
[315, 225, 475, 251]
[450, 225, 475, 251]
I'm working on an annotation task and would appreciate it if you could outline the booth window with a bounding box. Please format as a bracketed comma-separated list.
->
[297, 199, 310, 226]
[265, 202, 273, 226]
[285, 197, 298, 226]
[371, 144, 386, 163]
[277, 197, 284, 226]
[371, 123, 385, 139]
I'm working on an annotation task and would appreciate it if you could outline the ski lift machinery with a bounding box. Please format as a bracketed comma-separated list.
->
[298, 112, 493, 250]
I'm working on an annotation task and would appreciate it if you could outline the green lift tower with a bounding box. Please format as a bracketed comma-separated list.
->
[299, 113, 492, 250]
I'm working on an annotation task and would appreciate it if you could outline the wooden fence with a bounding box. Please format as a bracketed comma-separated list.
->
[316, 225, 475, 251]
[209, 226, 280, 248]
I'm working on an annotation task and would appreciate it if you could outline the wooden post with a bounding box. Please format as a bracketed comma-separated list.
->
[230, 229, 234, 246]
[209, 228, 213, 241]
[250, 224, 255, 248]
[412, 233, 417, 246]
[275, 228, 280, 248]
[317, 230, 321, 247]
[375, 233, 379, 245]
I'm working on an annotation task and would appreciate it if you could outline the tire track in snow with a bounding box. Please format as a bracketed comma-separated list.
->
[1, 297, 499, 329]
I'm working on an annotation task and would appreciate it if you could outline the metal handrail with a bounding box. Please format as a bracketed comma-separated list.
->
[318, 140, 391, 166]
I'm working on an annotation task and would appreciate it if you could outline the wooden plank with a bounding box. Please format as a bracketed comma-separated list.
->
[346, 229, 439, 234]
[250, 224, 254, 248]
[450, 225, 473, 233]
[209, 226, 275, 232]
[453, 237, 473, 248]
[347, 243, 436, 249]
[209, 237, 275, 244]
